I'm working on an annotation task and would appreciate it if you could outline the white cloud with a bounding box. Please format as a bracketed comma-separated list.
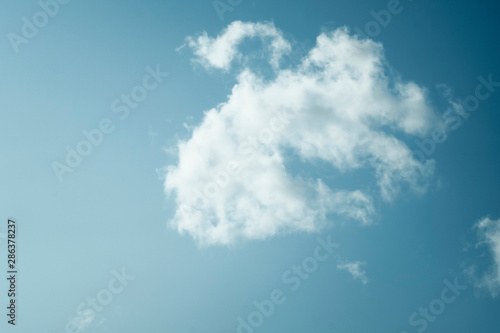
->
[164, 21, 437, 246]
[68, 308, 95, 332]
[186, 21, 291, 71]
[468, 217, 500, 297]
[337, 261, 368, 284]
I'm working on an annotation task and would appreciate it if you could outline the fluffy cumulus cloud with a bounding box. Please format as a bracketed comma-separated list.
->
[467, 217, 500, 297]
[337, 261, 368, 284]
[164, 21, 437, 246]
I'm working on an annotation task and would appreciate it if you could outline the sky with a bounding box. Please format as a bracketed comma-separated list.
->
[1, 0, 500, 332]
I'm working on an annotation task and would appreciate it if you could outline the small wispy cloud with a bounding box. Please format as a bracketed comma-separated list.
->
[68, 308, 96, 332]
[337, 261, 368, 285]
[466, 216, 500, 297]
[148, 126, 159, 145]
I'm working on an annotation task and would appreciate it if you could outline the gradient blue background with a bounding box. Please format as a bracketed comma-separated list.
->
[1, 0, 499, 332]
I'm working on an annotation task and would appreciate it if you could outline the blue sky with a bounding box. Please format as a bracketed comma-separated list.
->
[1, 0, 500, 332]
